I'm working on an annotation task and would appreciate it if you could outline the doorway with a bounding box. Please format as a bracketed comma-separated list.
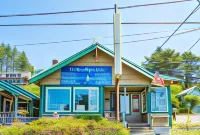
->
[131, 94, 141, 123]
[3, 98, 12, 112]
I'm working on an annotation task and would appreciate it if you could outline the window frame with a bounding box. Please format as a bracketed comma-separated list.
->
[141, 89, 147, 113]
[73, 87, 99, 112]
[45, 87, 71, 112]
[151, 87, 168, 112]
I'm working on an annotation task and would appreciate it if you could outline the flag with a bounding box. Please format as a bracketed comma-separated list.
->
[151, 71, 165, 87]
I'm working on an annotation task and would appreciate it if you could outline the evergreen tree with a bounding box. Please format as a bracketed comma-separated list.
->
[143, 47, 182, 76]
[11, 46, 19, 72]
[15, 51, 31, 72]
[5, 44, 12, 72]
[0, 43, 5, 72]
[180, 52, 200, 88]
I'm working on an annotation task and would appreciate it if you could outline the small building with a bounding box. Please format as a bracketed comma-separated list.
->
[177, 86, 200, 113]
[29, 43, 182, 133]
[0, 72, 31, 85]
[0, 80, 39, 124]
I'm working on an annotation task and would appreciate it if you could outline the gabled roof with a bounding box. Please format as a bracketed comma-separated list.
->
[29, 43, 183, 84]
[0, 81, 39, 100]
[177, 86, 200, 97]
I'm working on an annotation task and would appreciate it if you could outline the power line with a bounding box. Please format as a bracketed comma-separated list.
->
[0, 0, 193, 18]
[1, 22, 200, 27]
[158, 4, 200, 49]
[15, 27, 200, 47]
[188, 37, 200, 51]
[104, 27, 200, 45]
[143, 4, 200, 64]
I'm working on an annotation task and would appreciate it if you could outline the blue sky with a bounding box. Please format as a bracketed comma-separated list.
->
[0, 0, 200, 70]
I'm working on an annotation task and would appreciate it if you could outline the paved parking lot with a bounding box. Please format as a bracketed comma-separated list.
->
[176, 114, 200, 123]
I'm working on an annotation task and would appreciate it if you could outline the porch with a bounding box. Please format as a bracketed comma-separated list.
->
[104, 86, 149, 124]
[0, 81, 40, 124]
[0, 112, 38, 124]
[103, 85, 172, 129]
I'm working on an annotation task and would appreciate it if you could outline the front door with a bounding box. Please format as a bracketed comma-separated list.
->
[131, 94, 141, 123]
[3, 99, 12, 112]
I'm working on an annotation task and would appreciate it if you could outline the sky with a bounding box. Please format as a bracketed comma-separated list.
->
[0, 0, 200, 70]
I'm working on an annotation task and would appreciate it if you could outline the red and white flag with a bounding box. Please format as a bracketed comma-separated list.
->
[151, 71, 165, 87]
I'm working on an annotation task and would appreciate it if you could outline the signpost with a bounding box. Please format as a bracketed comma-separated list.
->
[114, 4, 122, 121]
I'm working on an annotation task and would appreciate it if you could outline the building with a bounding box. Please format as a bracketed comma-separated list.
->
[0, 72, 31, 85]
[29, 43, 182, 134]
[0, 80, 39, 124]
[177, 86, 200, 113]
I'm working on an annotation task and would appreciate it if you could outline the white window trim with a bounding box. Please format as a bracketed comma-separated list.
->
[45, 87, 71, 112]
[73, 87, 99, 112]
[151, 87, 168, 112]
[141, 89, 147, 113]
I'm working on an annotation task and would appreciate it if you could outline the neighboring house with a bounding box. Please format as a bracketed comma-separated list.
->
[177, 86, 200, 113]
[0, 80, 40, 124]
[0, 72, 31, 86]
[29, 43, 183, 134]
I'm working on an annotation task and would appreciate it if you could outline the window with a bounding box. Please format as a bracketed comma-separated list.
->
[46, 87, 71, 112]
[141, 90, 147, 113]
[18, 102, 28, 111]
[73, 87, 99, 112]
[151, 87, 168, 112]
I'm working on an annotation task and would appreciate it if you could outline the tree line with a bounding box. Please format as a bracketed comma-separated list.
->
[0, 43, 33, 73]
[143, 47, 200, 88]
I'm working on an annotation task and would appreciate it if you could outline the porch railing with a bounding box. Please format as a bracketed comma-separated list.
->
[104, 111, 125, 122]
[0, 117, 39, 124]
[0, 112, 15, 117]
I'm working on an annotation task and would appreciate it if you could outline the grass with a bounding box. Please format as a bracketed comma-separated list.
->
[171, 129, 200, 135]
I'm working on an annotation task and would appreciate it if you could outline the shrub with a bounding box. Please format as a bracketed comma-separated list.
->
[171, 85, 183, 95]
[179, 108, 188, 114]
[171, 95, 181, 109]
[74, 114, 102, 121]
[184, 95, 200, 111]
[0, 116, 130, 135]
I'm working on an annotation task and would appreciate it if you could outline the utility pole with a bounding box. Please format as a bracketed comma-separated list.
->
[114, 4, 122, 121]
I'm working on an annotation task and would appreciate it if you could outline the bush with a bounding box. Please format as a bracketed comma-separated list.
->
[0, 116, 130, 135]
[171, 85, 183, 95]
[179, 108, 188, 114]
[172, 95, 181, 109]
[74, 114, 102, 121]
[184, 95, 200, 111]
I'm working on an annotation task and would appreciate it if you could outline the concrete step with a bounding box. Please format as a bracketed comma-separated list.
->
[131, 131, 155, 135]
[129, 127, 151, 130]
[128, 123, 150, 127]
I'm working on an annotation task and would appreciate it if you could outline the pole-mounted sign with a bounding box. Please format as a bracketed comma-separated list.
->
[114, 6, 122, 77]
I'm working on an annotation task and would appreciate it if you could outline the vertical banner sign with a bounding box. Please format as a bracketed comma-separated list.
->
[61, 66, 112, 86]
[114, 13, 122, 76]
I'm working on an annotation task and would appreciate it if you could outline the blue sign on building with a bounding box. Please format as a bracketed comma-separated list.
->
[61, 66, 112, 85]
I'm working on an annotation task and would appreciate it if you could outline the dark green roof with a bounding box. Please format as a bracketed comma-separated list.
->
[0, 80, 39, 100]
[29, 43, 183, 84]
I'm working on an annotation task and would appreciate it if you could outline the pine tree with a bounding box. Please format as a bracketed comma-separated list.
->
[5, 44, 12, 72]
[11, 46, 19, 72]
[15, 51, 31, 72]
[0, 43, 6, 72]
